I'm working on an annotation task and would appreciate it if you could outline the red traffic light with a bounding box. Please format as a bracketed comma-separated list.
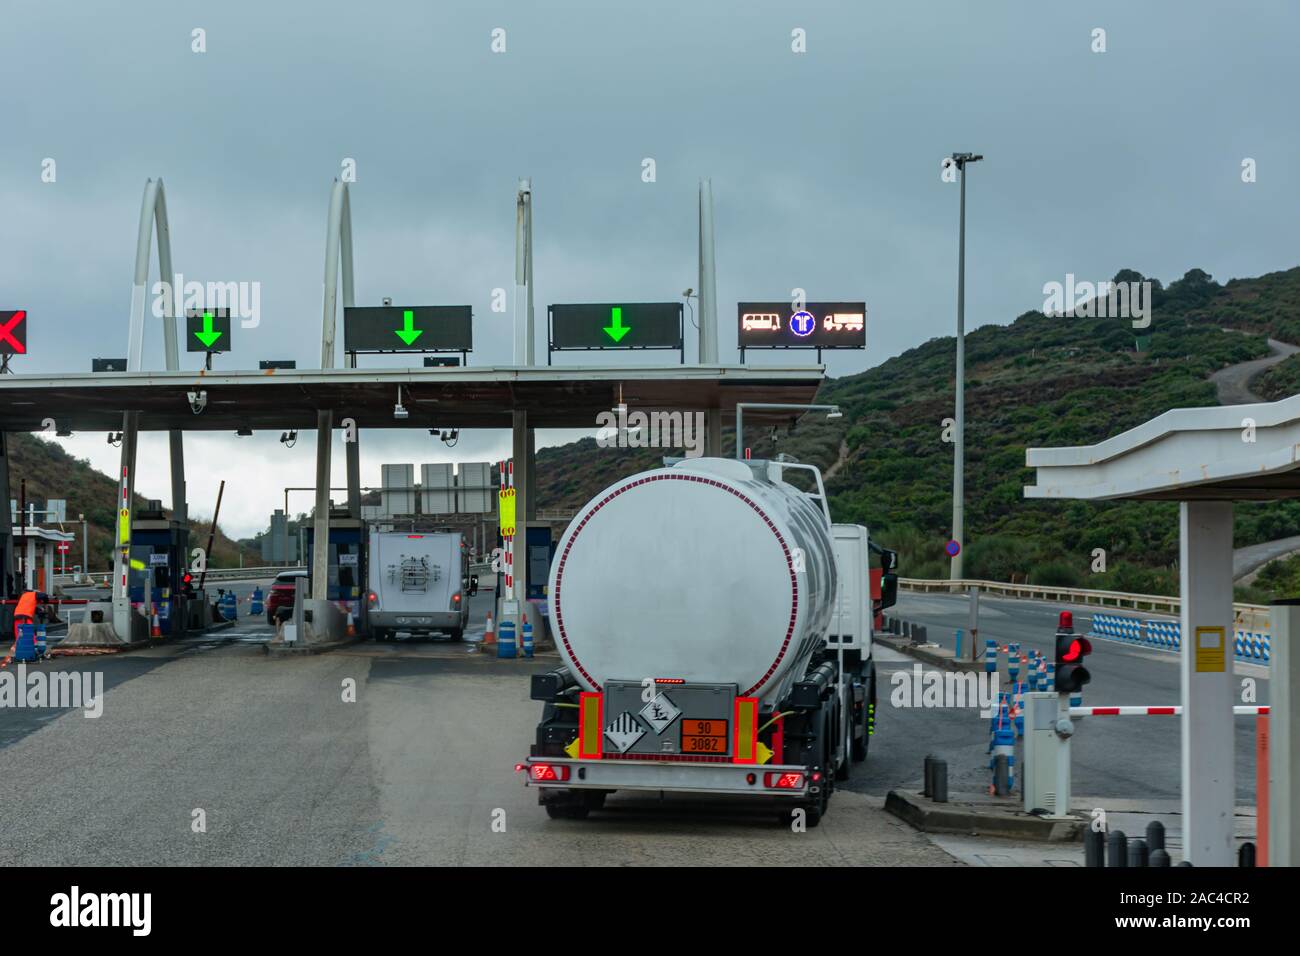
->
[1061, 637, 1092, 662]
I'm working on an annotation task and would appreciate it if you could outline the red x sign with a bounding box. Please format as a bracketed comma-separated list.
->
[0, 311, 27, 355]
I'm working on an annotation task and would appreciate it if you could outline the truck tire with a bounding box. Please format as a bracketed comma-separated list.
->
[266, 612, 275, 626]
[448, 627, 464, 642]
[835, 697, 851, 780]
[544, 791, 592, 819]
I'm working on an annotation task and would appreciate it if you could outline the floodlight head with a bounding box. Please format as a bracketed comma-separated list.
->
[826, 407, 843, 419]
[393, 404, 409, 420]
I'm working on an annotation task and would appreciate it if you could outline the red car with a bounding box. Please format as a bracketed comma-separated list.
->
[266, 570, 307, 625]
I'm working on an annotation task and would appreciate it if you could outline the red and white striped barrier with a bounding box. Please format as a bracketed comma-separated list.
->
[1070, 705, 1268, 717]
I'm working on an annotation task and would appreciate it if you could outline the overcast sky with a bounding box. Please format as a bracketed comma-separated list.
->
[3, 1, 1298, 537]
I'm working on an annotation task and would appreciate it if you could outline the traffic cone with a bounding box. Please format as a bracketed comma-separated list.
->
[483, 612, 496, 645]
[346, 611, 356, 638]
[150, 604, 161, 639]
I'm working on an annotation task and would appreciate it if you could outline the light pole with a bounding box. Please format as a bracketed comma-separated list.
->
[734, 403, 842, 461]
[79, 512, 87, 578]
[949, 152, 982, 580]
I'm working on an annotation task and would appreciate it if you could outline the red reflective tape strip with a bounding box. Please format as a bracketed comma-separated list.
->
[1147, 707, 1177, 715]
[1091, 707, 1120, 715]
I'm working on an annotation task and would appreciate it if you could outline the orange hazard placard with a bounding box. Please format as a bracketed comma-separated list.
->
[498, 487, 516, 538]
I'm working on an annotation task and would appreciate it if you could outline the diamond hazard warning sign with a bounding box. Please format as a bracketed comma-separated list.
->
[638, 693, 681, 735]
[603, 712, 645, 754]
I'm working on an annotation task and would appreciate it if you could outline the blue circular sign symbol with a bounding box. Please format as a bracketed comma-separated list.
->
[945, 540, 961, 557]
[790, 310, 815, 338]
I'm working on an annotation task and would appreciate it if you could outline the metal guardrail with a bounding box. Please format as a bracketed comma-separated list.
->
[899, 577, 1270, 631]
[202, 565, 305, 582]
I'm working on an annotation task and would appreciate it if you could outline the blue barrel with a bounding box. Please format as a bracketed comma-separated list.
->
[250, 587, 264, 616]
[497, 620, 517, 659]
[14, 623, 37, 662]
[222, 591, 238, 621]
[521, 620, 534, 658]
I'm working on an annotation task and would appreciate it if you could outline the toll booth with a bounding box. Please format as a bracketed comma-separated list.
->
[127, 501, 189, 636]
[305, 515, 368, 625]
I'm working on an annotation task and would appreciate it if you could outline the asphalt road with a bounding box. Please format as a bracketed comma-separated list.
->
[0, 610, 954, 866]
[0, 582, 1263, 864]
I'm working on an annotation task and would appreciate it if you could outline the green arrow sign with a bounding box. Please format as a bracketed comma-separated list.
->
[394, 309, 424, 346]
[603, 306, 630, 343]
[194, 311, 223, 349]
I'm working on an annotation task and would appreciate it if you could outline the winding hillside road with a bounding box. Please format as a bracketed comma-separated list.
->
[1210, 336, 1299, 405]
[1210, 335, 1300, 578]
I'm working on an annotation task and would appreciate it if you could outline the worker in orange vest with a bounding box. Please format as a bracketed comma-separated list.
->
[13, 590, 38, 639]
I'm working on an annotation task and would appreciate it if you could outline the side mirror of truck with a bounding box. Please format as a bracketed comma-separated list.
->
[880, 572, 899, 610]
[468, 575, 479, 596]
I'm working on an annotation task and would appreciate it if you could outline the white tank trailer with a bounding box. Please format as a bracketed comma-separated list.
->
[520, 456, 899, 825]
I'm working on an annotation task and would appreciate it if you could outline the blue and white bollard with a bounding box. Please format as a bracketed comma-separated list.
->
[1044, 659, 1055, 692]
[1026, 650, 1039, 690]
[497, 620, 517, 659]
[1007, 643, 1020, 683]
[521, 618, 534, 658]
[1012, 682, 1026, 737]
[250, 586, 264, 616]
[35, 624, 47, 659]
[985, 639, 997, 675]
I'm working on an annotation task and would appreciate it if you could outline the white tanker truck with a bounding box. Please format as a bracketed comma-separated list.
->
[518, 455, 898, 825]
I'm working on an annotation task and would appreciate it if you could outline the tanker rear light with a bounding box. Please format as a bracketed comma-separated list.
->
[452, 592, 462, 604]
[763, 772, 804, 790]
[367, 591, 377, 606]
[527, 763, 570, 782]
[654, 678, 685, 684]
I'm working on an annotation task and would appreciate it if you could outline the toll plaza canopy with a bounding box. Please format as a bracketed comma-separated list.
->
[0, 364, 825, 432]
[1024, 395, 1300, 501]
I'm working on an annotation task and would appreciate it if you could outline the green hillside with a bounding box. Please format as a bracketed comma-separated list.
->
[8, 433, 258, 572]
[538, 266, 1300, 600]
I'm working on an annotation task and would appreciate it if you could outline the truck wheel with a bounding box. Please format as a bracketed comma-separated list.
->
[266, 612, 275, 626]
[448, 628, 464, 642]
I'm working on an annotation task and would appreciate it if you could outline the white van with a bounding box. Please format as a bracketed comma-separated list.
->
[366, 531, 471, 641]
